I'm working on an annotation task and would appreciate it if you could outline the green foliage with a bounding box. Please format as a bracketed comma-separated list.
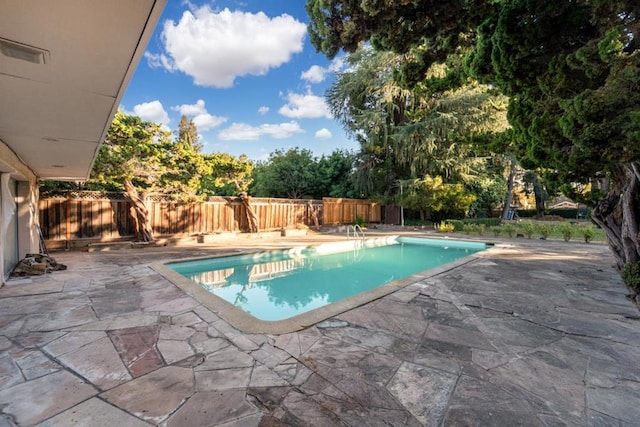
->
[490, 226, 502, 237]
[446, 220, 465, 232]
[90, 111, 171, 193]
[621, 262, 640, 294]
[580, 226, 596, 243]
[250, 148, 355, 199]
[201, 153, 253, 196]
[435, 222, 455, 233]
[520, 222, 536, 239]
[396, 175, 477, 222]
[534, 223, 552, 239]
[556, 223, 574, 242]
[353, 215, 366, 228]
[250, 148, 318, 199]
[504, 223, 517, 238]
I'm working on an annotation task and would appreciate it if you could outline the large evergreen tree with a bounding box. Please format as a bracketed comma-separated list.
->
[307, 0, 640, 273]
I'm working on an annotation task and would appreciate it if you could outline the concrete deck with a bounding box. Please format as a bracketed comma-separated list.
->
[1, 231, 639, 426]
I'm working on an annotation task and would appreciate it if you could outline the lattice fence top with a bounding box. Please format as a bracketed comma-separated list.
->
[40, 190, 128, 200]
[40, 190, 323, 204]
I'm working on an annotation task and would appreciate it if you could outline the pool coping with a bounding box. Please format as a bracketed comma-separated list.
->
[151, 236, 500, 335]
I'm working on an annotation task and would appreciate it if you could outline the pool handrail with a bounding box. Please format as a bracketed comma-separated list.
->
[347, 224, 365, 246]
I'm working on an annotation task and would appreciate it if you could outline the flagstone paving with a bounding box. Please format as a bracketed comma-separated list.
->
[1, 232, 640, 426]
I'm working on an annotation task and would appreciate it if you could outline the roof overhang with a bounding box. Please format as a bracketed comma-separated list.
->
[0, 0, 167, 181]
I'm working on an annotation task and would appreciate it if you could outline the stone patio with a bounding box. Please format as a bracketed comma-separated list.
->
[1, 231, 639, 426]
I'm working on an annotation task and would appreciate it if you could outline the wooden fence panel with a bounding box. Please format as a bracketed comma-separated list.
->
[322, 198, 381, 225]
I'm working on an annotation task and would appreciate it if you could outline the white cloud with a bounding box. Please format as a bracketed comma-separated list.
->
[315, 128, 332, 139]
[131, 101, 171, 127]
[218, 121, 304, 140]
[172, 99, 207, 116]
[300, 57, 347, 84]
[171, 99, 227, 131]
[278, 92, 332, 119]
[193, 114, 227, 131]
[149, 6, 307, 88]
[258, 106, 269, 115]
[301, 65, 326, 83]
[328, 56, 346, 73]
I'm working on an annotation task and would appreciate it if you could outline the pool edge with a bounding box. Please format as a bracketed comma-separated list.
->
[152, 240, 502, 335]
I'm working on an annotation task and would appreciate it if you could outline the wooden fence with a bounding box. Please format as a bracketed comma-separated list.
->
[38, 191, 381, 246]
[322, 197, 381, 224]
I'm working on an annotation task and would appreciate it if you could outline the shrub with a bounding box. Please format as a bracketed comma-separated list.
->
[556, 223, 573, 241]
[622, 262, 640, 294]
[490, 226, 502, 237]
[477, 223, 486, 236]
[504, 224, 517, 237]
[520, 222, 536, 239]
[435, 221, 455, 233]
[535, 223, 552, 239]
[462, 223, 477, 234]
[580, 226, 595, 243]
[353, 215, 365, 228]
[446, 220, 465, 232]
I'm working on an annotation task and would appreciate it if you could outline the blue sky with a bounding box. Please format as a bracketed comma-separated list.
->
[120, 0, 357, 161]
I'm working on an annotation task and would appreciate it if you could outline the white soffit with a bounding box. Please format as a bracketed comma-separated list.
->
[0, 0, 167, 180]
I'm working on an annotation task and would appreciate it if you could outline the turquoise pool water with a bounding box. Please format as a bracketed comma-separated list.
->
[168, 237, 487, 321]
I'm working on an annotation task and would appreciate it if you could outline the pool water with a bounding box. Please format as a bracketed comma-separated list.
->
[168, 237, 487, 321]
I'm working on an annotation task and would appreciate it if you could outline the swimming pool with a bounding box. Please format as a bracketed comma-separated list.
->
[156, 236, 488, 334]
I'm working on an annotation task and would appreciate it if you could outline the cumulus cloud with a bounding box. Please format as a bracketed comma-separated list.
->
[171, 99, 227, 131]
[301, 65, 326, 83]
[147, 6, 307, 88]
[278, 92, 331, 119]
[172, 99, 207, 116]
[258, 106, 269, 115]
[315, 128, 332, 139]
[300, 57, 347, 84]
[218, 121, 304, 140]
[131, 101, 171, 127]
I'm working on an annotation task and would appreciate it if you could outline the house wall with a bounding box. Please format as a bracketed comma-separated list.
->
[0, 139, 39, 286]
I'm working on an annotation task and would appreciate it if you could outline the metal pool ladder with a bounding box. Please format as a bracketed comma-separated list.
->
[347, 224, 365, 247]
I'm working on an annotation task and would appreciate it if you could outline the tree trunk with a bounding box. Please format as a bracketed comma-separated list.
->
[502, 157, 516, 220]
[239, 193, 259, 233]
[307, 200, 320, 230]
[534, 185, 545, 219]
[591, 162, 640, 272]
[124, 179, 154, 242]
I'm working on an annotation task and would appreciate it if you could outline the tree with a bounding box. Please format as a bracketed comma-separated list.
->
[396, 175, 477, 222]
[201, 153, 253, 196]
[307, 0, 640, 273]
[326, 46, 509, 203]
[91, 111, 171, 242]
[250, 148, 319, 199]
[176, 115, 203, 152]
[315, 149, 357, 198]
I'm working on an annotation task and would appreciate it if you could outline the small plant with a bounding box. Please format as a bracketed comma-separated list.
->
[556, 223, 573, 242]
[580, 226, 595, 243]
[476, 223, 486, 236]
[490, 226, 502, 237]
[462, 223, 477, 234]
[436, 221, 455, 233]
[353, 215, 366, 228]
[535, 223, 551, 239]
[622, 261, 640, 294]
[520, 222, 536, 239]
[504, 223, 517, 238]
